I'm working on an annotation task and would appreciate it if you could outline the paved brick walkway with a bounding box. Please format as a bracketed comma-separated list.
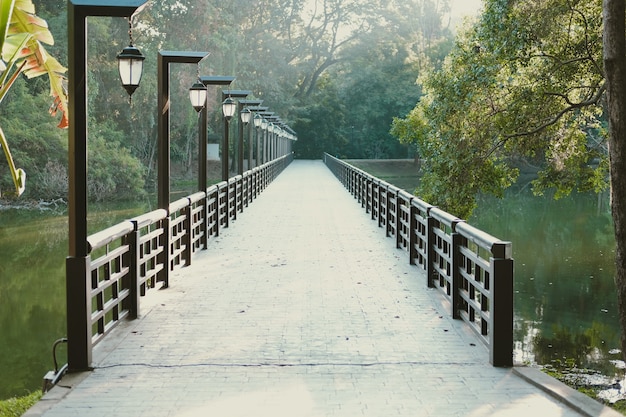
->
[29, 160, 615, 416]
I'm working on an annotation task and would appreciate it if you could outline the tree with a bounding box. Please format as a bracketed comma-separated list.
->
[602, 0, 626, 364]
[393, 0, 626, 365]
[0, 0, 68, 197]
[392, 0, 606, 218]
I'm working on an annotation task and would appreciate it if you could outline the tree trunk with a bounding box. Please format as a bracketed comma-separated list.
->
[603, 0, 626, 361]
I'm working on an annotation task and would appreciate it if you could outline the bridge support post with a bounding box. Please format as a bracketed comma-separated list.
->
[66, 256, 92, 371]
[490, 243, 514, 367]
[67, 0, 149, 373]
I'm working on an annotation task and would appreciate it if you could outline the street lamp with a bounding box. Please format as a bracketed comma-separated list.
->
[158, 51, 209, 212]
[198, 76, 235, 193]
[253, 113, 262, 167]
[220, 90, 250, 180]
[197, 76, 235, 242]
[67, 0, 148, 372]
[157, 51, 209, 289]
[239, 108, 251, 173]
[260, 116, 269, 164]
[238, 99, 262, 173]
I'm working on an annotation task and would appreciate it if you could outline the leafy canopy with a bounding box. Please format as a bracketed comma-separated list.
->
[391, 0, 606, 218]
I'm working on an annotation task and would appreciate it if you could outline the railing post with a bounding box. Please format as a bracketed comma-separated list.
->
[157, 216, 170, 288]
[409, 202, 418, 265]
[451, 220, 465, 319]
[371, 180, 377, 220]
[426, 208, 437, 288]
[396, 196, 404, 249]
[490, 242, 514, 367]
[183, 202, 192, 266]
[124, 222, 140, 319]
[386, 188, 394, 238]
[201, 195, 208, 250]
[378, 184, 382, 228]
[366, 178, 372, 214]
[209, 186, 219, 238]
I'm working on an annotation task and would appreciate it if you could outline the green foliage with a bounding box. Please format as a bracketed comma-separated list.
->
[87, 121, 146, 202]
[0, 391, 42, 416]
[1, 0, 458, 201]
[293, 75, 347, 159]
[0, 81, 66, 199]
[392, 0, 607, 218]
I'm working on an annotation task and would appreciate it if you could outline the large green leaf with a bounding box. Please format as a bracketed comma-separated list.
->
[0, 0, 14, 51]
[0, 0, 67, 196]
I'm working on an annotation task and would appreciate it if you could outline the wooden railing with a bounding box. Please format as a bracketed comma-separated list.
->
[324, 154, 514, 367]
[83, 155, 292, 357]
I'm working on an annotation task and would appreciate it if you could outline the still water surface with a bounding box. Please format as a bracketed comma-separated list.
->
[0, 189, 621, 399]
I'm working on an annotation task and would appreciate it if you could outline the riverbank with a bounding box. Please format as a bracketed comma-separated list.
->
[0, 198, 66, 212]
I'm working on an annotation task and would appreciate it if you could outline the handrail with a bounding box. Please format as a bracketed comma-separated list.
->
[132, 209, 168, 229]
[323, 153, 513, 367]
[87, 221, 134, 253]
[73, 153, 294, 364]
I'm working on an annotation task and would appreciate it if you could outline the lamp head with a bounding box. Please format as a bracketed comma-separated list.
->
[189, 81, 207, 112]
[222, 97, 236, 121]
[253, 113, 262, 128]
[117, 45, 145, 97]
[240, 107, 251, 124]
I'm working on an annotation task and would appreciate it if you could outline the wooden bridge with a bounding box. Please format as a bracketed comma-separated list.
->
[26, 157, 618, 417]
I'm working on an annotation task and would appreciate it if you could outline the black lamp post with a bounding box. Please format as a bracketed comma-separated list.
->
[195, 76, 235, 243]
[253, 113, 263, 168]
[247, 106, 267, 169]
[222, 95, 235, 181]
[238, 99, 262, 173]
[157, 51, 209, 288]
[220, 90, 250, 180]
[198, 76, 235, 192]
[260, 116, 269, 164]
[67, 0, 148, 372]
[258, 111, 273, 164]
[158, 51, 209, 211]
[239, 108, 251, 174]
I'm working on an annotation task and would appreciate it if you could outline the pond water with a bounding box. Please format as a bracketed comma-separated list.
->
[471, 190, 620, 370]
[0, 185, 622, 400]
[0, 201, 152, 400]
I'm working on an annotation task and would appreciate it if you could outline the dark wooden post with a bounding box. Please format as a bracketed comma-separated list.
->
[490, 242, 514, 367]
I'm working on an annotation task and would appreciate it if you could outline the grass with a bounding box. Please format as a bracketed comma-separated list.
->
[0, 391, 42, 417]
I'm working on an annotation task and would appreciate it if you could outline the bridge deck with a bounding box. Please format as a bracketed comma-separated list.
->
[31, 160, 605, 416]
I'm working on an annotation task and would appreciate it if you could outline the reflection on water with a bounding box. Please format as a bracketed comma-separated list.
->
[0, 201, 151, 399]
[471, 189, 622, 381]
[0, 189, 623, 399]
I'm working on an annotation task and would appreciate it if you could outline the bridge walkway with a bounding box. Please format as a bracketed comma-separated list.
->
[30, 160, 608, 416]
